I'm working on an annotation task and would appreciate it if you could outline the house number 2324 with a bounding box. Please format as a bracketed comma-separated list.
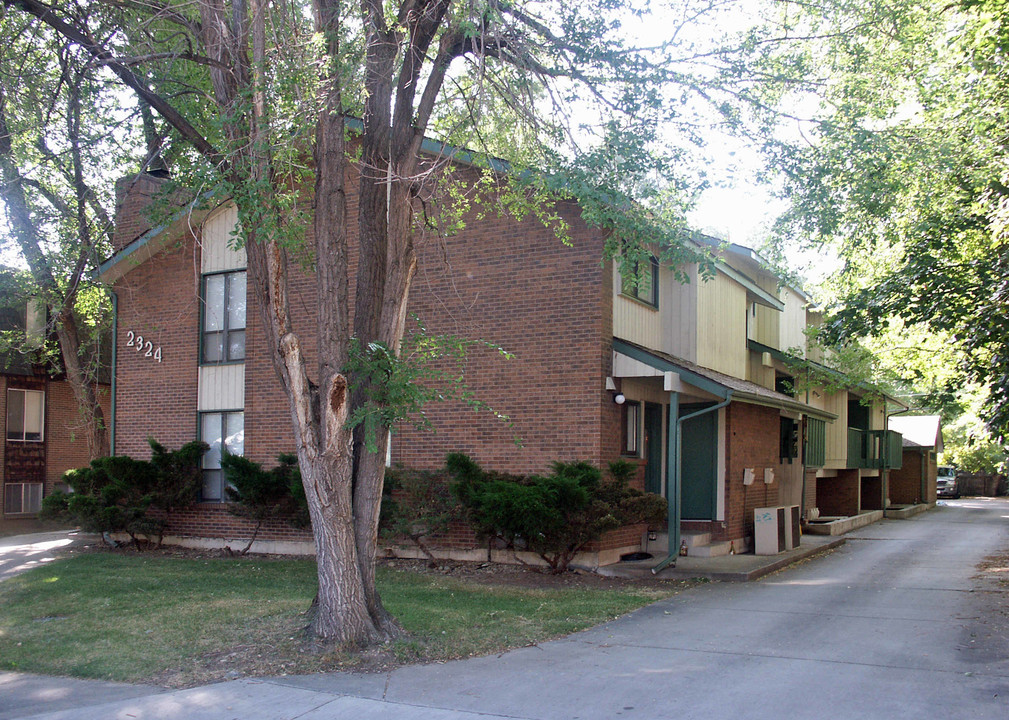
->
[125, 330, 162, 363]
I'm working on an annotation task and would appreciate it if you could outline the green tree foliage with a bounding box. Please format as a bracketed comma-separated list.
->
[380, 465, 462, 567]
[750, 0, 1009, 436]
[0, 7, 158, 457]
[40, 439, 207, 548]
[5, 0, 795, 645]
[448, 454, 666, 574]
[221, 453, 309, 555]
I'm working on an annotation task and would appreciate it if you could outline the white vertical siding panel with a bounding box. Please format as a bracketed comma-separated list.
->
[198, 364, 245, 411]
[201, 204, 246, 273]
[779, 288, 808, 354]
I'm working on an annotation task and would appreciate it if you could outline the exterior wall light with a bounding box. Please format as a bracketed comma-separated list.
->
[614, 392, 626, 405]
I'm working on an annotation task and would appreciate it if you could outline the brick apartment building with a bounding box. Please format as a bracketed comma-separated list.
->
[0, 294, 110, 531]
[100, 159, 903, 565]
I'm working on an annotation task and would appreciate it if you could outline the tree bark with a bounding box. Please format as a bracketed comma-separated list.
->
[0, 86, 108, 460]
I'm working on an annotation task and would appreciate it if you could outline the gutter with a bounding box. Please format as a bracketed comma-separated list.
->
[653, 390, 734, 574]
[110, 291, 118, 455]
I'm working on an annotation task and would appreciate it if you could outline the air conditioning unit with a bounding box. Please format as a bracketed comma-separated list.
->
[754, 505, 801, 555]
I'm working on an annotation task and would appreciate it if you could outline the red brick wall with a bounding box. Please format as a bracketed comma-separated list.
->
[112, 164, 618, 544]
[861, 473, 884, 510]
[113, 174, 171, 252]
[890, 450, 925, 504]
[44, 380, 111, 488]
[112, 234, 201, 459]
[817, 469, 860, 516]
[723, 402, 781, 541]
[393, 197, 610, 473]
[803, 468, 818, 517]
[161, 504, 310, 542]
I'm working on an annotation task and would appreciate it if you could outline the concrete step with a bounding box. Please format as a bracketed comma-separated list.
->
[687, 540, 734, 558]
[682, 532, 711, 549]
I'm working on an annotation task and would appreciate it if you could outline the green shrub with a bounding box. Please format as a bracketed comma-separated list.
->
[221, 452, 309, 554]
[381, 465, 461, 567]
[447, 453, 666, 573]
[40, 439, 207, 548]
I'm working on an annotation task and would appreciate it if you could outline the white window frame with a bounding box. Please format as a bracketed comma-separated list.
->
[4, 482, 43, 514]
[6, 388, 45, 442]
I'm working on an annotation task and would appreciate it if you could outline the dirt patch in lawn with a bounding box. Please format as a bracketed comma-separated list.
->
[376, 557, 690, 591]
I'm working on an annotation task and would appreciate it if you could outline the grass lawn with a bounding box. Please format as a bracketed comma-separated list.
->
[0, 551, 693, 687]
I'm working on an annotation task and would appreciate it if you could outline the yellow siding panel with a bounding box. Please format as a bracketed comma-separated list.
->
[823, 390, 849, 469]
[662, 264, 698, 363]
[696, 273, 747, 378]
[780, 288, 808, 354]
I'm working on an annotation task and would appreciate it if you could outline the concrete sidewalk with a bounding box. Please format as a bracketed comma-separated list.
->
[0, 674, 520, 720]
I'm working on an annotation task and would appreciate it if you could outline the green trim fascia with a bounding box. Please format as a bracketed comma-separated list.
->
[714, 261, 783, 310]
[98, 188, 220, 283]
[612, 338, 730, 399]
[730, 390, 837, 422]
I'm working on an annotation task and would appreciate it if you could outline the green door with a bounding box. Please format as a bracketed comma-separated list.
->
[643, 402, 663, 495]
[679, 405, 718, 520]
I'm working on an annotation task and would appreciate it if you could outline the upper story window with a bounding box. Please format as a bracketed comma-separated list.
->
[6, 388, 44, 442]
[202, 271, 246, 363]
[620, 257, 659, 308]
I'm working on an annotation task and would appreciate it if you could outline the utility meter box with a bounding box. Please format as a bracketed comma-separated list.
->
[754, 505, 801, 555]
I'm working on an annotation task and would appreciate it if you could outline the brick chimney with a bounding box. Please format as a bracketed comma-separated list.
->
[112, 173, 173, 252]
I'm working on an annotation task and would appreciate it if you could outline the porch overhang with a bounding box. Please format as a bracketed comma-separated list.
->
[612, 338, 837, 421]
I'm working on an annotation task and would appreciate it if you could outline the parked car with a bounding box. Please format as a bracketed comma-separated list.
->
[937, 466, 959, 498]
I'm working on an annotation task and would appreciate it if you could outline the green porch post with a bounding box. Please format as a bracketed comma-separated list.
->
[653, 391, 733, 574]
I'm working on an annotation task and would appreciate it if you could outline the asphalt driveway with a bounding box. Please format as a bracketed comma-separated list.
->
[3, 498, 1008, 719]
[0, 531, 81, 583]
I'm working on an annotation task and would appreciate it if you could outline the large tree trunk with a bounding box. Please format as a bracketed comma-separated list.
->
[54, 310, 108, 458]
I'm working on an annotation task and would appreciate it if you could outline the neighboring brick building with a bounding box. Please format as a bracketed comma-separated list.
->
[888, 415, 942, 506]
[100, 158, 902, 566]
[0, 295, 110, 531]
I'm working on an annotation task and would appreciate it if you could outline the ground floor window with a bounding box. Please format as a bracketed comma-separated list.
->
[622, 401, 641, 456]
[6, 388, 44, 442]
[199, 410, 244, 501]
[4, 482, 42, 514]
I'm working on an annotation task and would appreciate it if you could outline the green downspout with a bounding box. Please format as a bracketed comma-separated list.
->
[653, 390, 734, 574]
[110, 291, 117, 456]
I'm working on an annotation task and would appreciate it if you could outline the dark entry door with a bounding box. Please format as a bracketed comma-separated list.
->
[679, 405, 718, 520]
[643, 402, 663, 495]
